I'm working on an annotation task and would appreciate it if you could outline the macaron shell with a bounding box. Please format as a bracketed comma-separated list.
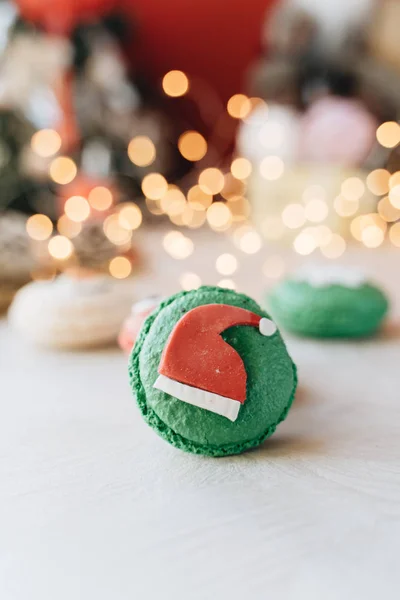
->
[129, 286, 297, 456]
[267, 281, 389, 338]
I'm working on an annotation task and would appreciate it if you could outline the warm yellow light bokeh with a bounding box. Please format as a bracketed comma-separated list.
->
[320, 233, 346, 258]
[178, 131, 207, 161]
[48, 235, 73, 260]
[378, 196, 400, 222]
[239, 230, 262, 254]
[88, 186, 113, 211]
[162, 230, 194, 259]
[215, 253, 238, 276]
[109, 256, 132, 279]
[361, 225, 384, 248]
[350, 213, 386, 241]
[376, 121, 400, 148]
[227, 94, 251, 119]
[389, 184, 400, 208]
[389, 222, 400, 246]
[366, 169, 390, 196]
[141, 173, 168, 200]
[333, 195, 359, 217]
[199, 168, 225, 195]
[282, 203, 306, 229]
[128, 136, 156, 167]
[103, 214, 132, 245]
[26, 214, 53, 241]
[217, 279, 236, 290]
[118, 203, 142, 230]
[31, 129, 61, 158]
[162, 70, 189, 97]
[293, 231, 316, 255]
[341, 177, 365, 201]
[64, 196, 90, 223]
[160, 187, 186, 216]
[230, 157, 252, 180]
[57, 215, 82, 238]
[187, 185, 212, 211]
[206, 202, 232, 230]
[49, 157, 77, 185]
[179, 272, 201, 290]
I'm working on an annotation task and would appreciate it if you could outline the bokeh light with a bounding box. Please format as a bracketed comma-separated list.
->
[259, 156, 284, 180]
[378, 196, 400, 222]
[388, 184, 400, 208]
[31, 129, 61, 158]
[389, 222, 400, 247]
[178, 131, 207, 161]
[57, 215, 82, 238]
[228, 196, 251, 222]
[162, 230, 194, 259]
[376, 121, 400, 148]
[187, 185, 212, 211]
[26, 214, 53, 241]
[109, 256, 132, 279]
[118, 203, 142, 230]
[162, 70, 189, 97]
[103, 214, 132, 245]
[160, 187, 186, 216]
[282, 203, 306, 229]
[333, 195, 359, 217]
[88, 186, 113, 211]
[48, 235, 73, 260]
[366, 169, 390, 196]
[179, 272, 201, 290]
[217, 279, 236, 290]
[361, 225, 385, 248]
[215, 253, 238, 275]
[320, 233, 346, 258]
[199, 168, 225, 195]
[49, 157, 77, 185]
[64, 196, 90, 223]
[128, 136, 156, 167]
[142, 173, 168, 200]
[227, 94, 251, 119]
[293, 231, 316, 255]
[341, 177, 365, 201]
[145, 197, 164, 216]
[350, 213, 386, 242]
[206, 202, 232, 230]
[230, 157, 252, 180]
[239, 230, 262, 254]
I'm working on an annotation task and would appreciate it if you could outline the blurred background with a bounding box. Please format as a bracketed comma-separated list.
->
[1, 0, 400, 335]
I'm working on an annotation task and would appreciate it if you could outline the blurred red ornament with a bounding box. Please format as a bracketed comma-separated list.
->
[122, 0, 277, 152]
[16, 0, 120, 34]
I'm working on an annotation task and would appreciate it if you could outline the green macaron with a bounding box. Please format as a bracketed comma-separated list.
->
[128, 286, 297, 457]
[267, 267, 389, 339]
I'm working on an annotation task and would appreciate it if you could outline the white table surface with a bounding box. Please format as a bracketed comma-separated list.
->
[1, 228, 400, 600]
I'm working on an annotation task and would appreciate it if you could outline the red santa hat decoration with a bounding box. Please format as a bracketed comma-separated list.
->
[154, 304, 277, 422]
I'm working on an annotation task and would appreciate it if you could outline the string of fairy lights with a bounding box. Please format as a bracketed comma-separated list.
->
[23, 68, 400, 288]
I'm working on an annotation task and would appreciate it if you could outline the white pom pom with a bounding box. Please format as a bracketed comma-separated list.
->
[259, 318, 277, 336]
